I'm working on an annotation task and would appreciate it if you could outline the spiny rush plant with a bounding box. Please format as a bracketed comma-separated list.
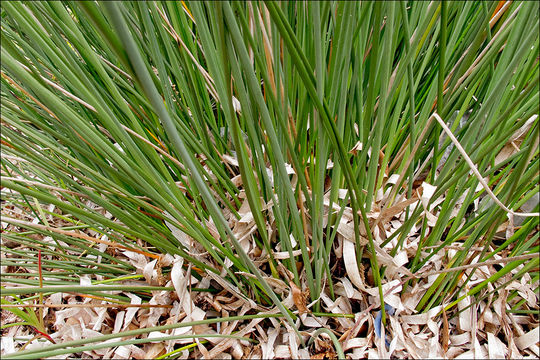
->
[1, 1, 538, 357]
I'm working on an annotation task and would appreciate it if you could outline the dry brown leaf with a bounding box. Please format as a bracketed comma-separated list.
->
[290, 281, 309, 314]
[441, 305, 449, 353]
[349, 141, 363, 155]
[374, 196, 418, 227]
[311, 335, 337, 359]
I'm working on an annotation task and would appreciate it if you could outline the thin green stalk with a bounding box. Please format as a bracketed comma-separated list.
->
[432, 0, 447, 183]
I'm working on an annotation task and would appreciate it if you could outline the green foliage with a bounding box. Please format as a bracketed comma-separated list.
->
[1, 1, 538, 356]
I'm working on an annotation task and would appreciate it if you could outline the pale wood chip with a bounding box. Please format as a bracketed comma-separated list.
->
[342, 237, 367, 291]
[458, 288, 472, 332]
[495, 115, 537, 164]
[207, 316, 263, 358]
[343, 337, 369, 351]
[274, 345, 291, 358]
[113, 311, 125, 333]
[113, 345, 131, 359]
[261, 327, 279, 359]
[221, 154, 239, 167]
[207, 272, 258, 310]
[320, 292, 355, 328]
[122, 293, 142, 331]
[487, 332, 507, 359]
[515, 327, 540, 354]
